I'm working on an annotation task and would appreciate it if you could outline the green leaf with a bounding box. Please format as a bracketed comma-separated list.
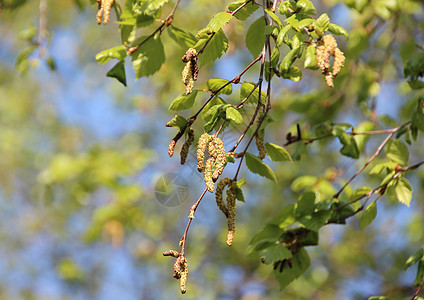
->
[205, 12, 232, 33]
[225, 107, 243, 124]
[166, 115, 187, 129]
[369, 162, 397, 175]
[206, 78, 232, 95]
[260, 244, 291, 264]
[408, 80, 424, 89]
[169, 90, 199, 111]
[265, 9, 283, 28]
[405, 248, 424, 269]
[304, 45, 318, 70]
[276, 24, 291, 47]
[96, 45, 127, 65]
[245, 152, 277, 183]
[227, 0, 259, 21]
[282, 66, 303, 82]
[249, 224, 285, 245]
[354, 121, 374, 153]
[412, 97, 424, 132]
[328, 23, 348, 38]
[314, 13, 330, 38]
[415, 260, 424, 287]
[295, 191, 315, 218]
[333, 130, 359, 159]
[279, 48, 298, 72]
[240, 82, 267, 104]
[273, 248, 311, 290]
[234, 187, 245, 202]
[368, 297, 394, 300]
[387, 177, 413, 206]
[246, 17, 267, 58]
[385, 140, 409, 166]
[291, 175, 317, 192]
[359, 202, 377, 230]
[299, 210, 331, 231]
[296, 0, 316, 14]
[106, 60, 127, 86]
[195, 29, 229, 67]
[265, 143, 292, 162]
[167, 25, 197, 48]
[135, 0, 170, 16]
[201, 96, 226, 120]
[131, 36, 165, 78]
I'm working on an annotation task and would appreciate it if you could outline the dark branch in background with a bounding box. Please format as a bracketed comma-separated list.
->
[333, 122, 411, 199]
[284, 122, 412, 146]
[328, 160, 424, 223]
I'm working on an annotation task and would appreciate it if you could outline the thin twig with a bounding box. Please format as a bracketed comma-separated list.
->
[333, 122, 410, 198]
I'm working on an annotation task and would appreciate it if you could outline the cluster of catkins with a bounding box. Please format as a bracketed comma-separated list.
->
[163, 251, 188, 294]
[96, 0, 114, 25]
[196, 133, 230, 193]
[215, 178, 237, 246]
[316, 35, 345, 88]
[181, 48, 199, 94]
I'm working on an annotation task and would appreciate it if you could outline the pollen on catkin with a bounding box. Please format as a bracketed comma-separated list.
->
[181, 48, 198, 94]
[180, 127, 194, 165]
[163, 250, 180, 258]
[216, 178, 231, 217]
[179, 257, 188, 294]
[316, 35, 345, 88]
[255, 129, 266, 160]
[204, 157, 215, 192]
[96, 0, 114, 25]
[197, 133, 211, 172]
[226, 186, 236, 246]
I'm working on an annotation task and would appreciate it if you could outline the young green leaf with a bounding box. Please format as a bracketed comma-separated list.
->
[359, 202, 377, 230]
[295, 191, 315, 218]
[131, 36, 165, 79]
[240, 82, 267, 104]
[265, 142, 292, 162]
[260, 244, 291, 264]
[227, 0, 259, 21]
[265, 9, 283, 28]
[246, 17, 267, 58]
[167, 25, 197, 48]
[225, 107, 243, 124]
[245, 152, 277, 183]
[304, 45, 318, 70]
[169, 90, 199, 111]
[96, 45, 127, 65]
[414, 260, 424, 287]
[234, 187, 245, 202]
[206, 78, 232, 95]
[334, 131, 360, 159]
[385, 140, 409, 166]
[299, 210, 331, 231]
[106, 60, 127, 86]
[314, 13, 330, 38]
[166, 115, 187, 130]
[387, 177, 413, 206]
[282, 66, 303, 82]
[405, 248, 424, 269]
[296, 0, 316, 14]
[328, 23, 348, 38]
[195, 29, 229, 67]
[279, 48, 299, 72]
[205, 12, 232, 33]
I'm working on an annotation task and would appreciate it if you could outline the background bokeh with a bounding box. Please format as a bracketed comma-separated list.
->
[0, 0, 424, 299]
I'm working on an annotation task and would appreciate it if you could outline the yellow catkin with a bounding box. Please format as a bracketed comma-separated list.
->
[168, 140, 176, 157]
[180, 127, 194, 165]
[216, 178, 231, 217]
[179, 257, 188, 294]
[204, 157, 215, 192]
[173, 257, 182, 279]
[255, 129, 266, 160]
[316, 35, 345, 88]
[181, 48, 198, 94]
[197, 133, 211, 172]
[212, 151, 226, 181]
[226, 186, 236, 246]
[96, 0, 114, 25]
